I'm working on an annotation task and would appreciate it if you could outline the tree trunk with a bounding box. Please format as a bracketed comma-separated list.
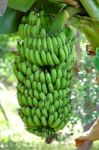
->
[76, 122, 94, 150]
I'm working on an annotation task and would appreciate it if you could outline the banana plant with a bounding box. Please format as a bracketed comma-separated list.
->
[0, 0, 99, 142]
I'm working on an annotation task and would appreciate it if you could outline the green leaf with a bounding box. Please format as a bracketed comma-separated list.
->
[96, 0, 99, 5]
[70, 16, 99, 50]
[8, 0, 36, 12]
[0, 7, 23, 34]
[93, 56, 99, 71]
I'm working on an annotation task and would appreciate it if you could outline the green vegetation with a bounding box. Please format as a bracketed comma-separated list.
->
[0, 0, 99, 149]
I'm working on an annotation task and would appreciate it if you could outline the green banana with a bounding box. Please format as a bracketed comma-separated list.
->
[21, 107, 26, 115]
[39, 101, 45, 109]
[30, 74, 34, 83]
[17, 72, 24, 82]
[14, 56, 21, 64]
[23, 24, 28, 37]
[20, 85, 24, 93]
[21, 62, 27, 74]
[24, 117, 32, 125]
[29, 89, 33, 97]
[59, 31, 66, 44]
[40, 50, 47, 65]
[31, 26, 37, 37]
[47, 36, 54, 52]
[49, 105, 55, 115]
[46, 52, 54, 66]
[36, 18, 41, 34]
[51, 52, 59, 65]
[33, 97, 39, 107]
[54, 100, 60, 109]
[54, 112, 58, 121]
[34, 90, 39, 99]
[51, 36, 58, 55]
[42, 108, 48, 118]
[59, 99, 63, 107]
[40, 28, 46, 37]
[35, 108, 41, 118]
[55, 78, 61, 90]
[27, 38, 32, 48]
[61, 78, 66, 89]
[34, 50, 43, 66]
[64, 45, 69, 59]
[59, 48, 66, 62]
[48, 114, 54, 127]
[59, 90, 63, 98]
[32, 81, 37, 90]
[33, 115, 41, 126]
[37, 82, 42, 92]
[27, 97, 33, 106]
[47, 93, 53, 104]
[32, 38, 37, 49]
[57, 68, 62, 79]
[18, 24, 24, 38]
[40, 72, 45, 83]
[25, 107, 31, 116]
[48, 83, 54, 93]
[56, 36, 63, 48]
[34, 70, 40, 82]
[53, 90, 59, 99]
[27, 117, 36, 127]
[52, 118, 61, 129]
[45, 72, 51, 83]
[25, 79, 31, 88]
[42, 83, 48, 94]
[25, 48, 30, 61]
[20, 46, 25, 58]
[39, 92, 46, 101]
[27, 25, 31, 37]
[42, 38, 47, 50]
[56, 122, 65, 130]
[24, 38, 28, 48]
[37, 38, 42, 50]
[27, 68, 32, 76]
[17, 93, 22, 105]
[28, 11, 36, 25]
[62, 69, 67, 78]
[64, 107, 68, 116]
[13, 64, 18, 77]
[41, 116, 47, 126]
[45, 101, 50, 110]
[51, 68, 57, 83]
[32, 65, 38, 72]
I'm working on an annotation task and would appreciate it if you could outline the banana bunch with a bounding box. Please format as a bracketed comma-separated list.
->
[14, 10, 74, 139]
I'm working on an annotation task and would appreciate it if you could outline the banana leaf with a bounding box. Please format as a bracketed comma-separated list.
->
[0, 7, 23, 34]
[8, 0, 36, 12]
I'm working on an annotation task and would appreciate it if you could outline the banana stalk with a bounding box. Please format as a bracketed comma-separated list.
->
[79, 0, 99, 21]
[49, 9, 70, 34]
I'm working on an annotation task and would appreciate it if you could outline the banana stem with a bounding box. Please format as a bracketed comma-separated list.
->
[48, 9, 70, 34]
[79, 0, 99, 21]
